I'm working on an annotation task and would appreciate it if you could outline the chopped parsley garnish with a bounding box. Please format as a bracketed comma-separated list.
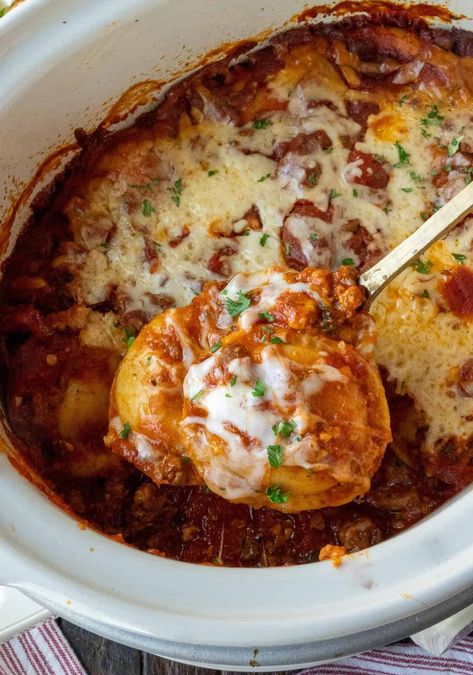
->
[267, 444, 283, 468]
[266, 484, 288, 504]
[146, 355, 153, 365]
[225, 392, 232, 398]
[374, 153, 386, 163]
[270, 336, 284, 344]
[119, 422, 131, 440]
[448, 136, 464, 157]
[169, 178, 183, 206]
[124, 327, 136, 348]
[306, 172, 319, 186]
[260, 232, 270, 247]
[285, 242, 292, 256]
[452, 253, 467, 263]
[128, 178, 160, 189]
[272, 419, 296, 438]
[398, 94, 410, 106]
[421, 128, 431, 140]
[257, 173, 272, 182]
[210, 340, 222, 353]
[208, 169, 218, 177]
[100, 241, 110, 249]
[442, 164, 453, 173]
[393, 141, 410, 168]
[253, 118, 273, 130]
[225, 290, 251, 317]
[230, 375, 237, 386]
[383, 204, 392, 215]
[466, 168, 473, 185]
[142, 199, 156, 217]
[342, 257, 355, 266]
[181, 454, 191, 463]
[352, 188, 359, 198]
[420, 104, 444, 128]
[191, 389, 205, 401]
[415, 259, 433, 274]
[242, 228, 251, 236]
[409, 171, 424, 183]
[0, 8, 6, 17]
[330, 188, 342, 200]
[259, 311, 275, 322]
[401, 187, 413, 193]
[309, 232, 318, 242]
[251, 379, 266, 397]
[422, 289, 430, 298]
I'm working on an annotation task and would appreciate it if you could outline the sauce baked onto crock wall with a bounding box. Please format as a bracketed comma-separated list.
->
[2, 6, 473, 566]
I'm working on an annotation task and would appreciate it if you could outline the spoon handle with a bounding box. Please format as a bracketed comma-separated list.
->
[360, 181, 473, 305]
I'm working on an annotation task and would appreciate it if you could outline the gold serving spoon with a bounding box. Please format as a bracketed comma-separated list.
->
[360, 181, 473, 306]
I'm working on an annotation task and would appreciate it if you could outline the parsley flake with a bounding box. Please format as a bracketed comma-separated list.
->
[210, 341, 222, 353]
[124, 327, 136, 348]
[266, 484, 288, 504]
[251, 379, 266, 397]
[260, 233, 270, 247]
[352, 188, 359, 198]
[253, 118, 273, 130]
[259, 311, 275, 322]
[401, 187, 413, 193]
[257, 173, 272, 182]
[330, 188, 342, 200]
[422, 289, 430, 298]
[309, 232, 318, 242]
[466, 168, 473, 185]
[306, 172, 319, 186]
[128, 178, 160, 190]
[270, 336, 284, 344]
[267, 444, 283, 468]
[272, 419, 296, 438]
[225, 291, 251, 317]
[119, 421, 131, 440]
[420, 104, 444, 128]
[448, 136, 464, 157]
[208, 169, 218, 177]
[230, 375, 237, 386]
[398, 94, 410, 106]
[393, 141, 410, 168]
[285, 242, 292, 256]
[342, 257, 355, 266]
[191, 389, 205, 401]
[142, 199, 156, 217]
[410, 171, 424, 183]
[169, 178, 183, 206]
[452, 253, 467, 263]
[415, 259, 433, 274]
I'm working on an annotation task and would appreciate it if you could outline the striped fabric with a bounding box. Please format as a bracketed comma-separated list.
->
[0, 619, 85, 675]
[300, 635, 473, 674]
[1, 620, 473, 674]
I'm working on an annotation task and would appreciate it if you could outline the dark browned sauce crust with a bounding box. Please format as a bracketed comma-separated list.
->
[1, 8, 473, 566]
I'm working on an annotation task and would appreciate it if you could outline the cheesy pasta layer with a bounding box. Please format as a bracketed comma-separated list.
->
[2, 8, 473, 565]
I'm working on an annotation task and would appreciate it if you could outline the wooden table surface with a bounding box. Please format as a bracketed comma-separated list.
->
[58, 620, 295, 675]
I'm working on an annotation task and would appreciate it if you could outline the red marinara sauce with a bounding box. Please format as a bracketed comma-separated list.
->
[441, 266, 473, 319]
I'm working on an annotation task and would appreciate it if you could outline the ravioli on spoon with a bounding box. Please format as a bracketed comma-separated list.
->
[105, 266, 391, 511]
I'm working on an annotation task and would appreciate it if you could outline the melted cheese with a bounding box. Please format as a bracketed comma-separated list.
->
[63, 35, 473, 457]
[181, 345, 347, 499]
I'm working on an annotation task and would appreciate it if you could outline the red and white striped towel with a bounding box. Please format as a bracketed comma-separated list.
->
[300, 635, 473, 675]
[1, 620, 473, 674]
[0, 619, 85, 675]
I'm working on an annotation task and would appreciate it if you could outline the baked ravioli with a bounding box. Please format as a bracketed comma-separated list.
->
[2, 5, 473, 565]
[106, 266, 391, 511]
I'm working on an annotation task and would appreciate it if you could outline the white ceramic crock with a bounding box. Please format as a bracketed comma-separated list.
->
[1, 1, 473, 670]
